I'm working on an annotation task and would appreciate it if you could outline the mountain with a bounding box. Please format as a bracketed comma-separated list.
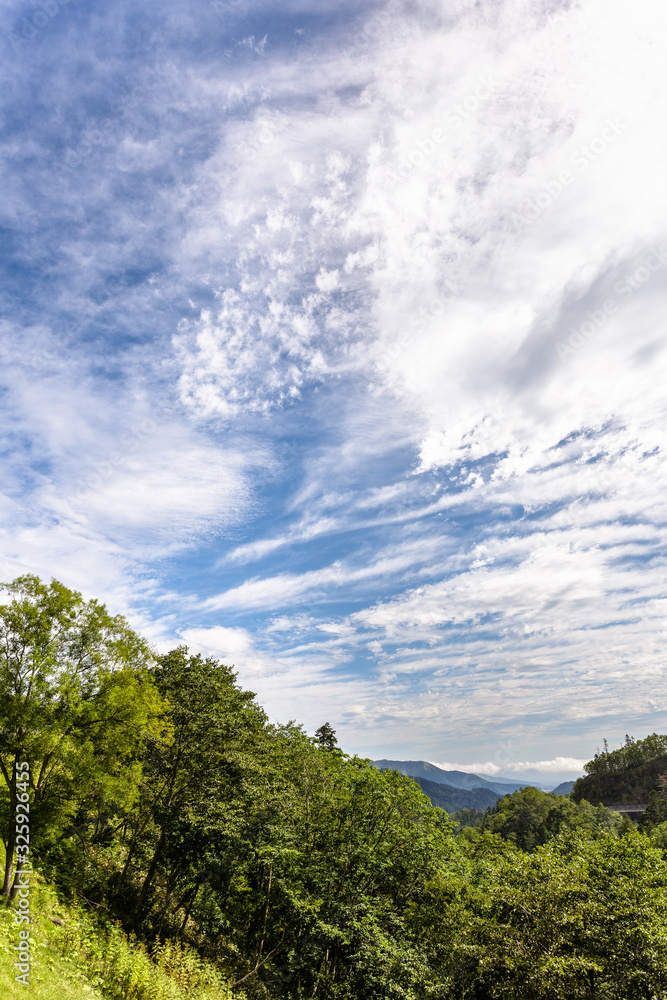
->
[551, 781, 575, 795]
[372, 759, 529, 796]
[411, 775, 500, 812]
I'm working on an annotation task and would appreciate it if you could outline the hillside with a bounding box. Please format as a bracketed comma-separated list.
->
[573, 753, 667, 807]
[373, 759, 527, 795]
[412, 775, 500, 812]
[551, 781, 576, 795]
[0, 874, 236, 999]
[572, 734, 667, 808]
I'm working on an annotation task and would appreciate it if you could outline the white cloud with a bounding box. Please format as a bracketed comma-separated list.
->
[179, 625, 269, 673]
[62, 438, 251, 542]
[203, 533, 456, 611]
[431, 757, 587, 776]
[3, 0, 667, 764]
[171, 0, 667, 544]
[190, 0, 659, 758]
[223, 516, 341, 565]
[166, 0, 667, 751]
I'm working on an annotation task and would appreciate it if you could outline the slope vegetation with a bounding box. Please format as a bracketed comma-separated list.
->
[572, 734, 667, 808]
[0, 875, 236, 999]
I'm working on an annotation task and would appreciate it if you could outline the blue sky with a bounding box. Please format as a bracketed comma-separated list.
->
[1, 0, 666, 784]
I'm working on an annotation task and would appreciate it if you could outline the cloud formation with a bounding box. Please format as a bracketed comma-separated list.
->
[1, 0, 666, 767]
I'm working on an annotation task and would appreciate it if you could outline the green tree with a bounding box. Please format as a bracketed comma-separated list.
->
[111, 646, 271, 939]
[481, 786, 622, 851]
[202, 735, 456, 998]
[580, 732, 667, 778]
[578, 832, 667, 996]
[314, 722, 338, 751]
[0, 574, 158, 899]
[412, 831, 667, 998]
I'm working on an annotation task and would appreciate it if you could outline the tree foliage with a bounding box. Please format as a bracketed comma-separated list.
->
[480, 786, 623, 851]
[314, 722, 338, 751]
[0, 574, 159, 899]
[4, 575, 667, 998]
[582, 732, 667, 776]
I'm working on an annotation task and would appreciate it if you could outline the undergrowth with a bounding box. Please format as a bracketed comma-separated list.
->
[0, 873, 240, 1000]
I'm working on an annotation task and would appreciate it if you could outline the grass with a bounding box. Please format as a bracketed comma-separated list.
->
[0, 873, 240, 999]
[0, 880, 101, 998]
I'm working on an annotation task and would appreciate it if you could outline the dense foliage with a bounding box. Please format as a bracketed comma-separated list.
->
[582, 733, 667, 776]
[477, 786, 626, 850]
[4, 575, 667, 998]
[573, 733, 667, 810]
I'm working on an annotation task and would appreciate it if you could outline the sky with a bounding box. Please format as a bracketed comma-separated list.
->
[1, 0, 666, 785]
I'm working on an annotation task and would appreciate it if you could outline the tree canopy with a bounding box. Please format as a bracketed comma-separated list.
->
[3, 574, 667, 998]
[0, 574, 159, 899]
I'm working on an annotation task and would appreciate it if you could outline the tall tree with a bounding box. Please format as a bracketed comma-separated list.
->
[314, 722, 338, 751]
[0, 574, 159, 898]
[116, 647, 270, 934]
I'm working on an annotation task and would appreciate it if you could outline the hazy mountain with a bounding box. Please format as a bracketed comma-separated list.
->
[373, 759, 529, 796]
[551, 780, 575, 795]
[411, 775, 500, 812]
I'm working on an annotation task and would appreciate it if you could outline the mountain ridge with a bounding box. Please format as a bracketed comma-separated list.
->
[410, 775, 500, 812]
[372, 759, 532, 796]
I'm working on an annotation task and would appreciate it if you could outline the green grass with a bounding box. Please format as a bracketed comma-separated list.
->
[0, 882, 101, 998]
[0, 875, 240, 999]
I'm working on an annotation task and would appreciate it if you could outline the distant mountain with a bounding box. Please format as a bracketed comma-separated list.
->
[411, 775, 500, 812]
[551, 781, 575, 795]
[372, 759, 528, 796]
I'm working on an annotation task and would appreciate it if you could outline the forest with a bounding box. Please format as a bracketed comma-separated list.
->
[3, 574, 667, 999]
